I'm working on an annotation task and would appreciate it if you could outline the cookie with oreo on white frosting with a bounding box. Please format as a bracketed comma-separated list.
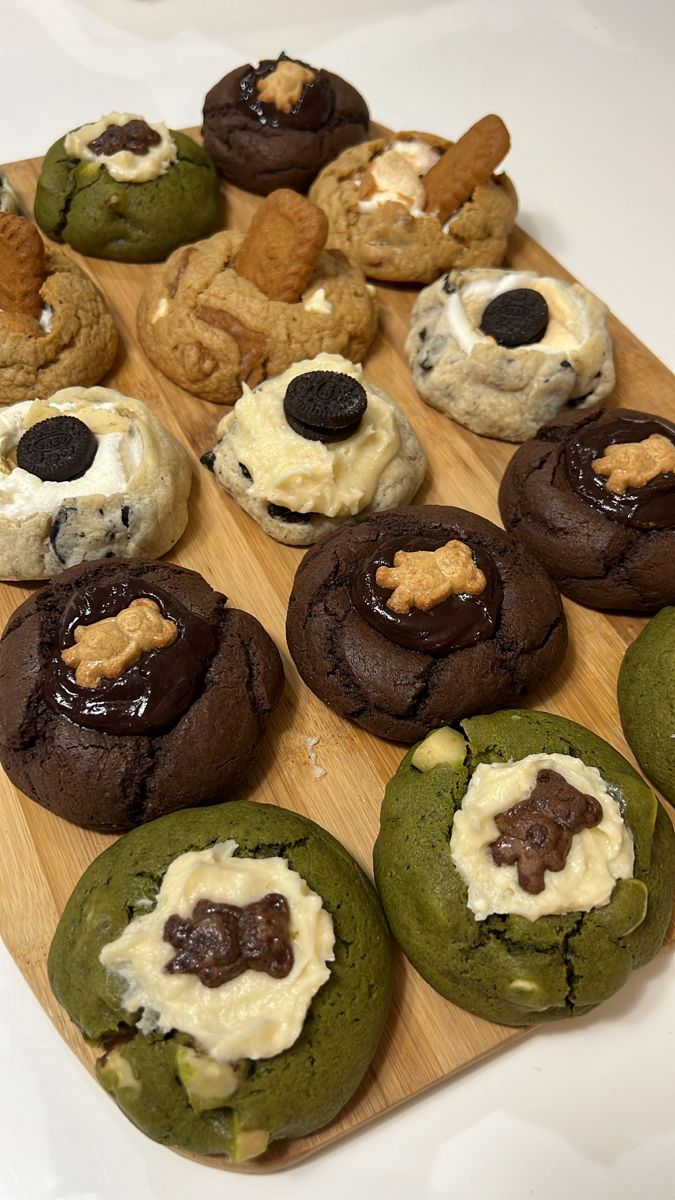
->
[201, 353, 426, 546]
[0, 385, 192, 579]
[406, 268, 614, 441]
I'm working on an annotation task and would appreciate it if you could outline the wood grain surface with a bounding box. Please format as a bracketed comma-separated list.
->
[1, 135, 673, 1173]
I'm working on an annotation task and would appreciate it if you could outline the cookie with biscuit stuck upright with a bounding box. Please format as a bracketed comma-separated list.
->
[0, 559, 284, 830]
[0, 213, 118, 404]
[202, 53, 370, 195]
[201, 353, 426, 545]
[309, 116, 517, 283]
[499, 407, 675, 609]
[137, 189, 378, 402]
[285, 505, 567, 742]
[34, 113, 220, 262]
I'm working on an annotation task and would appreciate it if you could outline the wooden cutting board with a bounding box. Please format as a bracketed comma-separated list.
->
[1, 133, 673, 1173]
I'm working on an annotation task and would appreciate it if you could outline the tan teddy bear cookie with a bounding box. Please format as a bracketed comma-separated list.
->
[137, 189, 378, 403]
[0, 213, 118, 404]
[308, 116, 517, 284]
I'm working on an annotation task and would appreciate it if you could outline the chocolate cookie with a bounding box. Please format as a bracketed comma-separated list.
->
[618, 607, 675, 807]
[374, 710, 675, 1025]
[202, 54, 370, 195]
[0, 560, 284, 830]
[48, 800, 392, 1161]
[285, 506, 566, 742]
[499, 407, 675, 610]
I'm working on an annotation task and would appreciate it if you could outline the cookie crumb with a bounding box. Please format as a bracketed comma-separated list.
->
[304, 735, 327, 779]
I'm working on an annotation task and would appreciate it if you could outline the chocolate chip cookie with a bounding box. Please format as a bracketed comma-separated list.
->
[285, 506, 566, 742]
[0, 560, 284, 830]
[499, 407, 675, 610]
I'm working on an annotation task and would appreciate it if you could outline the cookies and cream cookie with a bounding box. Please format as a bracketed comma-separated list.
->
[202, 53, 370, 195]
[202, 354, 426, 545]
[0, 561, 284, 830]
[286, 506, 567, 742]
[34, 114, 220, 263]
[0, 213, 118, 404]
[618, 607, 675, 808]
[0, 385, 192, 579]
[374, 709, 675, 1024]
[137, 189, 378, 402]
[48, 800, 392, 1159]
[308, 117, 518, 283]
[406, 268, 615, 441]
[498, 407, 675, 609]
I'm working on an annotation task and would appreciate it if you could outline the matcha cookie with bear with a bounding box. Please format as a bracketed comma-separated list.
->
[374, 710, 674, 1025]
[618, 607, 675, 808]
[48, 800, 393, 1161]
[34, 113, 220, 263]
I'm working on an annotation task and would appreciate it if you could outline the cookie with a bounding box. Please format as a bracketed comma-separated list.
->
[137, 191, 378, 403]
[34, 113, 220, 263]
[0, 386, 192, 580]
[406, 268, 615, 441]
[202, 53, 370, 196]
[498, 407, 675, 610]
[374, 710, 675, 1024]
[0, 560, 283, 830]
[202, 354, 426, 546]
[618, 607, 675, 807]
[48, 800, 392, 1160]
[308, 123, 517, 283]
[285, 506, 566, 742]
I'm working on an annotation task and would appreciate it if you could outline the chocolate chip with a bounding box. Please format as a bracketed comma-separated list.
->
[88, 119, 162, 158]
[442, 275, 457, 295]
[267, 503, 311, 523]
[121, 505, 130, 527]
[17, 417, 97, 483]
[560, 360, 572, 370]
[480, 288, 549, 348]
[200, 450, 216, 471]
[283, 371, 367, 443]
[239, 462, 252, 480]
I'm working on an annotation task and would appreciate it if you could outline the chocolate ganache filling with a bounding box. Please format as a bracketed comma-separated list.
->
[350, 535, 502, 654]
[44, 579, 217, 735]
[565, 412, 675, 529]
[237, 55, 333, 129]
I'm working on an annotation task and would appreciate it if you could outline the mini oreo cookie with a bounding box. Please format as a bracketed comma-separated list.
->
[16, 415, 97, 482]
[283, 371, 367, 442]
[480, 288, 549, 347]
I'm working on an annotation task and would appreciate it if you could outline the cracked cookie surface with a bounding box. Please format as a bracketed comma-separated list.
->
[374, 709, 675, 1024]
[0, 560, 284, 830]
[285, 506, 567, 742]
[618, 607, 675, 808]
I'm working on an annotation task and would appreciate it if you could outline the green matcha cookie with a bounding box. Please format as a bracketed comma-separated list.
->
[34, 123, 220, 263]
[618, 608, 675, 808]
[374, 710, 674, 1026]
[49, 801, 392, 1160]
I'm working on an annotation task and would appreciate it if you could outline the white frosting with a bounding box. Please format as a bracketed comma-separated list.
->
[0, 398, 143, 518]
[444, 270, 593, 357]
[64, 112, 177, 183]
[221, 354, 400, 517]
[450, 753, 634, 921]
[99, 841, 335, 1064]
[391, 138, 441, 177]
[357, 140, 440, 217]
[38, 304, 53, 334]
[302, 287, 333, 315]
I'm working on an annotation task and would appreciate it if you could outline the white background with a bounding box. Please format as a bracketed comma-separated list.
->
[1, 2, 674, 1198]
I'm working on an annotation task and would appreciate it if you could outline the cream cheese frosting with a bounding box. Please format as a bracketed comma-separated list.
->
[64, 113, 177, 183]
[444, 269, 593, 357]
[450, 753, 634, 921]
[99, 841, 335, 1063]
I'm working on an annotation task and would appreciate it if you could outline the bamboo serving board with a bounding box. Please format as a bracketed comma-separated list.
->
[1, 134, 674, 1174]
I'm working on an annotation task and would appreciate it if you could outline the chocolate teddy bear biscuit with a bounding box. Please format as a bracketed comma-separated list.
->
[374, 710, 674, 1025]
[202, 353, 426, 545]
[0, 560, 284, 831]
[618, 607, 675, 808]
[308, 118, 518, 283]
[0, 385, 192, 580]
[137, 189, 378, 402]
[34, 113, 220, 263]
[498, 407, 675, 610]
[406, 268, 615, 441]
[48, 800, 392, 1160]
[202, 53, 370, 195]
[286, 506, 566, 742]
[0, 213, 118, 404]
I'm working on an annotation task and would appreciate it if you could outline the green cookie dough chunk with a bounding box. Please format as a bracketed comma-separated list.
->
[618, 607, 675, 809]
[49, 801, 393, 1158]
[374, 710, 674, 1026]
[34, 130, 220, 263]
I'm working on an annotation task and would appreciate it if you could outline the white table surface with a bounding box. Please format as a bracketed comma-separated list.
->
[1, 2, 674, 1198]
